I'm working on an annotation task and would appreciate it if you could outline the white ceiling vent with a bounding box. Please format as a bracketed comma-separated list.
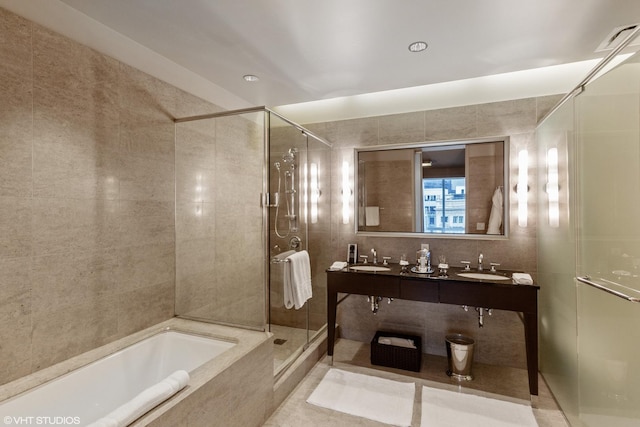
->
[595, 24, 640, 52]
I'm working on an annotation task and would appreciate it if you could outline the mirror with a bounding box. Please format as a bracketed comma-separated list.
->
[355, 137, 509, 238]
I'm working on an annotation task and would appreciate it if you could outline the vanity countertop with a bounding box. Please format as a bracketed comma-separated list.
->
[329, 263, 539, 288]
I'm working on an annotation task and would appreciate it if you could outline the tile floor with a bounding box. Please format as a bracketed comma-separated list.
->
[265, 338, 569, 426]
[270, 324, 318, 372]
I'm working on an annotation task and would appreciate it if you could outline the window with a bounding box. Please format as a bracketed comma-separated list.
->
[423, 178, 465, 233]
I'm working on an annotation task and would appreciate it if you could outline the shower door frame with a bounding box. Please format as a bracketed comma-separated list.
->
[265, 109, 332, 376]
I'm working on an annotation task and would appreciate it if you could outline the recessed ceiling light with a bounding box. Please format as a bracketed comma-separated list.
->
[243, 74, 260, 82]
[408, 41, 428, 53]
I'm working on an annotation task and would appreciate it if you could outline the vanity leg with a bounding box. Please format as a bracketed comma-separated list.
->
[523, 311, 539, 396]
[327, 287, 338, 364]
[530, 394, 539, 408]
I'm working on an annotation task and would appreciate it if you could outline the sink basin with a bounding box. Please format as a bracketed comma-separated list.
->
[349, 265, 391, 272]
[456, 272, 512, 281]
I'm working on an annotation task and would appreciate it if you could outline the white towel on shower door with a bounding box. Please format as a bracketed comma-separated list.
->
[284, 250, 312, 309]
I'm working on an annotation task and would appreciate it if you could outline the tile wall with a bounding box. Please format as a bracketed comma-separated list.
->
[304, 95, 563, 368]
[362, 156, 414, 232]
[174, 113, 264, 328]
[0, 3, 566, 384]
[0, 7, 223, 385]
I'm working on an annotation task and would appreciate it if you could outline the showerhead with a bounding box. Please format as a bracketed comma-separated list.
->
[282, 148, 296, 163]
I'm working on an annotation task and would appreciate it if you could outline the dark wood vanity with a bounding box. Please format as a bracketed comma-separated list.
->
[326, 265, 540, 397]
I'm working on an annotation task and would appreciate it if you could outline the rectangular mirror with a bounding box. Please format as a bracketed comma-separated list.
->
[355, 136, 509, 238]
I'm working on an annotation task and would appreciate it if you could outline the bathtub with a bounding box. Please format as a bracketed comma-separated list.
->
[0, 329, 235, 426]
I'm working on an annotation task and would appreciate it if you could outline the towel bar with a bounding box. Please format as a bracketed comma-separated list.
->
[270, 249, 296, 264]
[577, 276, 640, 303]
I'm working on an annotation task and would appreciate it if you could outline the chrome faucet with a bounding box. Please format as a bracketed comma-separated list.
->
[371, 248, 378, 264]
[478, 253, 484, 271]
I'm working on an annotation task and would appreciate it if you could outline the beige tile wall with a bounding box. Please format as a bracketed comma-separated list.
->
[0, 3, 565, 384]
[305, 94, 563, 368]
[466, 141, 503, 234]
[174, 113, 264, 329]
[362, 159, 414, 232]
[0, 7, 223, 385]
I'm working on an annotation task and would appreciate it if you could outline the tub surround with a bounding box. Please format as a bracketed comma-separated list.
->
[0, 5, 249, 386]
[0, 318, 274, 426]
[0, 331, 232, 424]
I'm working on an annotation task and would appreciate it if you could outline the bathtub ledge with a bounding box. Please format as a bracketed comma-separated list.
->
[0, 318, 271, 406]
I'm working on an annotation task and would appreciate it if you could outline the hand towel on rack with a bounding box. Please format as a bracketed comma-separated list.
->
[284, 250, 312, 309]
[365, 206, 380, 226]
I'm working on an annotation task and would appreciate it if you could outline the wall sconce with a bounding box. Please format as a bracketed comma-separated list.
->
[310, 163, 319, 224]
[517, 150, 528, 227]
[195, 173, 203, 216]
[341, 161, 352, 224]
[546, 148, 559, 228]
[302, 163, 308, 223]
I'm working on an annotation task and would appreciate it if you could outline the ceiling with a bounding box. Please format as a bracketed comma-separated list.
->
[57, 0, 640, 107]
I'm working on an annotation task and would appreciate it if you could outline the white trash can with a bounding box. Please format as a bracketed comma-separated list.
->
[445, 334, 475, 381]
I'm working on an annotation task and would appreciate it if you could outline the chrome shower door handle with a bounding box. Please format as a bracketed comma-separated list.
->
[261, 192, 280, 208]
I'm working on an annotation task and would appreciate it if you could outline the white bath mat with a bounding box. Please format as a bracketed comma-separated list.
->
[306, 368, 415, 426]
[421, 386, 538, 427]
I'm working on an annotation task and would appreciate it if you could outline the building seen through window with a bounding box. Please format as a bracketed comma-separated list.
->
[423, 178, 465, 233]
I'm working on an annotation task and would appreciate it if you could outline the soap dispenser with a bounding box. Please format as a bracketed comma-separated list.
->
[416, 244, 431, 273]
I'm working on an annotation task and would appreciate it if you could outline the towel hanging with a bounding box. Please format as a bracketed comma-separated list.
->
[284, 250, 312, 309]
[365, 206, 380, 226]
[486, 187, 503, 234]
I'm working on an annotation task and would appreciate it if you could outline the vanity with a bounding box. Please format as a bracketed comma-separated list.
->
[326, 265, 540, 397]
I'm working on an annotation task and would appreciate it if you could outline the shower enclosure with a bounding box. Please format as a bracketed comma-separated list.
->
[537, 32, 640, 426]
[173, 107, 331, 376]
[268, 113, 332, 375]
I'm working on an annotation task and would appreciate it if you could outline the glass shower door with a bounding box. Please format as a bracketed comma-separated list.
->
[575, 52, 640, 426]
[537, 97, 580, 426]
[174, 110, 266, 330]
[267, 112, 331, 374]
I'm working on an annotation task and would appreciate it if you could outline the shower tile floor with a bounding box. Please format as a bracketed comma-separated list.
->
[270, 324, 317, 372]
[264, 338, 569, 427]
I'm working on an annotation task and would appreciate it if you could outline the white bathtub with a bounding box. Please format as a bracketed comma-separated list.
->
[0, 330, 235, 426]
